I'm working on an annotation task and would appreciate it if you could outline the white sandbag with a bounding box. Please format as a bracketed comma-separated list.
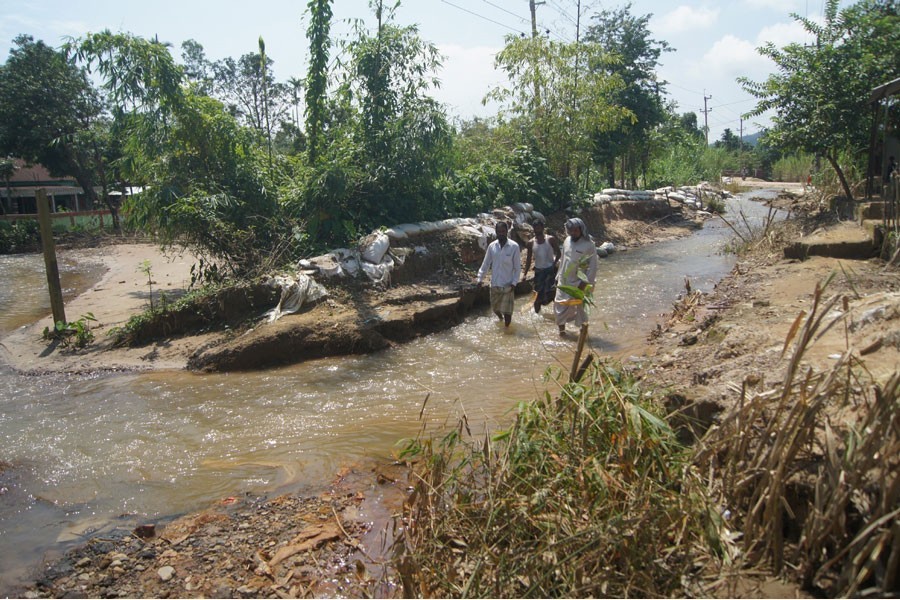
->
[361, 254, 394, 286]
[340, 255, 360, 276]
[512, 202, 528, 213]
[523, 203, 534, 212]
[308, 253, 343, 277]
[359, 231, 390, 264]
[417, 221, 438, 233]
[385, 227, 407, 241]
[596, 246, 608, 258]
[531, 210, 546, 223]
[602, 188, 626, 195]
[396, 223, 423, 236]
[389, 247, 410, 266]
[598, 241, 616, 255]
[460, 225, 489, 250]
[265, 274, 328, 322]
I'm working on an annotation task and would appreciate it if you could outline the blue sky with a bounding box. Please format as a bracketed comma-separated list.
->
[1, 0, 834, 142]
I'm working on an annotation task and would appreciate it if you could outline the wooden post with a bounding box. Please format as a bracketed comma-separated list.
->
[36, 189, 66, 326]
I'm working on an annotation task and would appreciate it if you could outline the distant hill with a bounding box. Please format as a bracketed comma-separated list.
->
[742, 131, 764, 147]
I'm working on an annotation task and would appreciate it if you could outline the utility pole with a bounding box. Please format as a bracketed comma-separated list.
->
[701, 92, 712, 146]
[529, 0, 545, 126]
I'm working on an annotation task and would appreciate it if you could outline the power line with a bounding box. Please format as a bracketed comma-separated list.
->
[440, 0, 527, 35]
[547, 0, 578, 25]
[480, 0, 530, 25]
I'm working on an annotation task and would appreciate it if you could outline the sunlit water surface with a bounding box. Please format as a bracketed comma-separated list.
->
[0, 192, 780, 590]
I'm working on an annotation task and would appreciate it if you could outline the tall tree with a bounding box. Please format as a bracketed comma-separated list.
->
[740, 0, 900, 199]
[181, 39, 215, 95]
[305, 0, 333, 164]
[259, 36, 273, 166]
[584, 3, 670, 188]
[65, 31, 187, 228]
[0, 35, 114, 224]
[487, 34, 629, 197]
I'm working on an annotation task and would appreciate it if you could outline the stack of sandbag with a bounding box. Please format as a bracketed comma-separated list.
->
[592, 189, 656, 203]
[299, 231, 398, 285]
[654, 182, 732, 210]
[385, 217, 477, 241]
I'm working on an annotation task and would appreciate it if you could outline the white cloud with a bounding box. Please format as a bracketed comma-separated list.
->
[653, 5, 720, 34]
[755, 20, 815, 47]
[693, 34, 772, 81]
[743, 0, 804, 11]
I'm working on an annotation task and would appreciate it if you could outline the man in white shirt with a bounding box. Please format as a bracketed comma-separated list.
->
[476, 221, 521, 327]
[554, 217, 599, 335]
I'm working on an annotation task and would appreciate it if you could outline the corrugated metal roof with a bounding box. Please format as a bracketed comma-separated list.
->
[871, 77, 900, 103]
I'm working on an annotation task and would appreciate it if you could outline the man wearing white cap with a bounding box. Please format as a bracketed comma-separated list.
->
[554, 217, 599, 335]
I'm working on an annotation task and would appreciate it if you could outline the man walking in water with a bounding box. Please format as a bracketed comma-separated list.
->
[523, 219, 560, 313]
[554, 218, 599, 336]
[476, 220, 521, 327]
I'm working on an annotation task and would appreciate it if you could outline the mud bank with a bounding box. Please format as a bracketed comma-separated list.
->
[187, 200, 701, 372]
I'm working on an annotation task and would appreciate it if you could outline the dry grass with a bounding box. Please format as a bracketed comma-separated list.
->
[695, 278, 900, 597]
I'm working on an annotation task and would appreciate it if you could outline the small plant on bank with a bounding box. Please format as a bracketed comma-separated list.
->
[42, 313, 97, 348]
[138, 259, 155, 310]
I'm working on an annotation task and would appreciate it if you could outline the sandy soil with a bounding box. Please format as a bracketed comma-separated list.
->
[0, 243, 219, 374]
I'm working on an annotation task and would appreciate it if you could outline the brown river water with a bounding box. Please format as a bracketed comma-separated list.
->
[0, 192, 780, 591]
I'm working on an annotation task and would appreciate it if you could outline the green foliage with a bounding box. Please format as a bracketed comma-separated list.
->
[585, 3, 671, 187]
[305, 0, 333, 164]
[489, 33, 630, 190]
[0, 35, 109, 215]
[740, 0, 900, 199]
[125, 91, 303, 273]
[138, 259, 155, 310]
[42, 312, 97, 349]
[0, 220, 40, 254]
[293, 1, 454, 243]
[771, 152, 815, 182]
[396, 361, 719, 597]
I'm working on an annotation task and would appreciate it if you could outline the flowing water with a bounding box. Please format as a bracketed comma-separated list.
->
[0, 192, 780, 590]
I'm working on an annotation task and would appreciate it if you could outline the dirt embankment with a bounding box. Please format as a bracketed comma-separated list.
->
[1, 199, 702, 375]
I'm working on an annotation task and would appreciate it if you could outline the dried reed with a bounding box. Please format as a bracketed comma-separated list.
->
[696, 278, 899, 596]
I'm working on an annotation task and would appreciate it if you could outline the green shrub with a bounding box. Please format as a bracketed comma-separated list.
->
[0, 219, 40, 254]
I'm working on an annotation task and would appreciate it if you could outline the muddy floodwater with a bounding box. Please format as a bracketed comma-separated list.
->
[0, 192, 781, 591]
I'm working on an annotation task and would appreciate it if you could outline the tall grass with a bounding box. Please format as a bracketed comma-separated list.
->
[772, 153, 814, 182]
[695, 278, 900, 597]
[394, 363, 720, 598]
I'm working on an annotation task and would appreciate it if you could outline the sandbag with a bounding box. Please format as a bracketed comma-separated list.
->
[385, 227, 407, 241]
[361, 254, 394, 286]
[359, 231, 390, 264]
[265, 274, 328, 322]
